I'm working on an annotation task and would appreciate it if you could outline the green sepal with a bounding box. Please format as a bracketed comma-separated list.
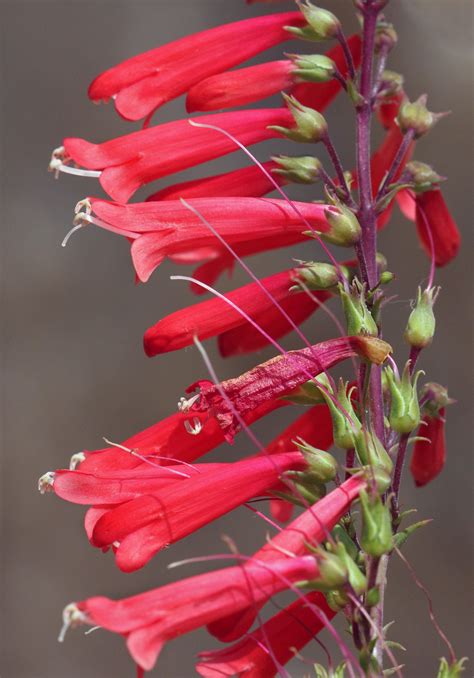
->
[292, 438, 338, 482]
[437, 657, 468, 678]
[319, 379, 361, 450]
[269, 93, 327, 142]
[393, 519, 433, 549]
[272, 154, 323, 184]
[339, 278, 379, 336]
[290, 53, 336, 83]
[359, 489, 394, 557]
[385, 361, 423, 434]
[331, 524, 358, 561]
[404, 287, 439, 349]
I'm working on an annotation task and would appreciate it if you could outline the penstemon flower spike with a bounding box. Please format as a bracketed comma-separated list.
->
[42, 0, 466, 676]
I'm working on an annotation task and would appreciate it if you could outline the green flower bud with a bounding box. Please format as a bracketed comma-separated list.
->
[269, 93, 327, 142]
[293, 438, 338, 482]
[325, 588, 349, 611]
[289, 476, 327, 504]
[405, 160, 443, 193]
[379, 70, 404, 98]
[333, 542, 367, 595]
[319, 379, 361, 450]
[355, 432, 393, 475]
[331, 524, 358, 560]
[404, 287, 439, 349]
[359, 489, 394, 557]
[375, 20, 398, 52]
[322, 205, 362, 246]
[397, 95, 440, 138]
[421, 382, 454, 417]
[291, 53, 336, 83]
[437, 657, 468, 678]
[365, 586, 381, 608]
[272, 154, 323, 184]
[294, 261, 348, 291]
[339, 279, 379, 336]
[286, 3, 341, 42]
[376, 252, 389, 273]
[385, 362, 423, 434]
[380, 271, 394, 285]
[316, 549, 348, 591]
[356, 465, 392, 493]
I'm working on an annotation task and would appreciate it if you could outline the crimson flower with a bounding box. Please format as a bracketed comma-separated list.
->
[58, 108, 294, 202]
[196, 591, 336, 678]
[88, 12, 306, 122]
[77, 196, 330, 282]
[187, 36, 361, 113]
[185, 335, 391, 441]
[415, 189, 461, 266]
[64, 556, 319, 672]
[143, 267, 331, 357]
[208, 475, 365, 642]
[410, 408, 446, 487]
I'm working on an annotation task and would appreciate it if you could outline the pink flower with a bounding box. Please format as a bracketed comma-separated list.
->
[88, 12, 306, 122]
[196, 591, 336, 678]
[185, 336, 391, 441]
[64, 556, 319, 671]
[208, 475, 364, 642]
[186, 36, 361, 112]
[143, 267, 331, 356]
[89, 452, 308, 572]
[61, 108, 294, 202]
[77, 196, 330, 282]
[410, 409, 446, 487]
[146, 161, 284, 201]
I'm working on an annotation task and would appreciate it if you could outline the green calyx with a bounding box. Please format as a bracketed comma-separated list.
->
[293, 437, 338, 482]
[359, 489, 394, 557]
[290, 53, 336, 83]
[384, 361, 423, 434]
[322, 205, 362, 246]
[397, 95, 440, 138]
[379, 70, 404, 98]
[405, 160, 443, 193]
[269, 93, 327, 142]
[283, 373, 330, 405]
[339, 279, 379, 336]
[354, 431, 393, 475]
[272, 154, 323, 184]
[331, 541, 367, 595]
[319, 378, 361, 450]
[421, 382, 454, 416]
[437, 657, 468, 678]
[404, 286, 439, 349]
[286, 3, 341, 42]
[293, 261, 349, 291]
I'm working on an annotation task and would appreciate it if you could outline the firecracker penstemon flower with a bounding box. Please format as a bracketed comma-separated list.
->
[42, 1, 466, 676]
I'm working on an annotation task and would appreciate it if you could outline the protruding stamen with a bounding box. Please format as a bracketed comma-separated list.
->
[69, 452, 86, 470]
[177, 393, 201, 413]
[61, 223, 86, 248]
[48, 146, 100, 179]
[58, 603, 87, 643]
[38, 471, 55, 494]
[184, 417, 203, 436]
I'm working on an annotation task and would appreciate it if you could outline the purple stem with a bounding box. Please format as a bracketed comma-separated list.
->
[336, 27, 357, 81]
[322, 134, 355, 207]
[376, 130, 415, 199]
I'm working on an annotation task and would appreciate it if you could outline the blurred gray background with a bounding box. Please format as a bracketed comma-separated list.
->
[2, 1, 473, 676]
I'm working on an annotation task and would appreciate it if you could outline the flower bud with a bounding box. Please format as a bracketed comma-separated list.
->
[286, 474, 327, 504]
[404, 287, 439, 349]
[385, 361, 423, 434]
[272, 154, 323, 184]
[405, 160, 443, 193]
[315, 549, 348, 591]
[339, 279, 379, 336]
[359, 489, 393, 557]
[421, 382, 454, 417]
[319, 379, 361, 450]
[331, 524, 358, 561]
[437, 657, 468, 678]
[355, 431, 393, 475]
[325, 588, 349, 611]
[290, 53, 336, 83]
[397, 95, 440, 138]
[269, 94, 328, 142]
[295, 261, 348, 291]
[356, 465, 392, 493]
[378, 70, 404, 98]
[286, 3, 341, 42]
[321, 205, 362, 246]
[333, 542, 367, 595]
[294, 438, 338, 482]
[375, 21, 398, 52]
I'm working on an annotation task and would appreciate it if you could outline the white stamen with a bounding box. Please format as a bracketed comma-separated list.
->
[75, 198, 92, 215]
[177, 393, 201, 413]
[69, 452, 86, 470]
[61, 223, 86, 248]
[58, 603, 87, 643]
[102, 438, 135, 454]
[38, 471, 55, 494]
[112, 541, 121, 548]
[84, 625, 102, 636]
[48, 146, 100, 179]
[55, 165, 101, 178]
[184, 417, 203, 436]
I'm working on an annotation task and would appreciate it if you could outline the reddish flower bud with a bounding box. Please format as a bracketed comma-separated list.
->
[88, 12, 306, 121]
[63, 556, 319, 671]
[410, 409, 446, 487]
[196, 591, 335, 678]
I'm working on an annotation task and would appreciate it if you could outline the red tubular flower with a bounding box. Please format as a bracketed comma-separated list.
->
[208, 475, 364, 642]
[80, 196, 329, 283]
[91, 452, 308, 572]
[64, 555, 319, 672]
[187, 36, 361, 113]
[196, 591, 336, 678]
[88, 12, 306, 122]
[410, 409, 446, 487]
[146, 161, 284, 202]
[268, 403, 333, 522]
[143, 267, 331, 357]
[377, 90, 405, 130]
[415, 189, 461, 266]
[76, 397, 288, 475]
[185, 336, 391, 442]
[61, 108, 294, 202]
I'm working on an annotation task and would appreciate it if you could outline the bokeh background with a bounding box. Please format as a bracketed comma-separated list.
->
[2, 1, 473, 676]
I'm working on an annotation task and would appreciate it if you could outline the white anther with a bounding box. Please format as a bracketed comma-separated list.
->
[113, 541, 121, 548]
[69, 452, 86, 470]
[38, 471, 55, 494]
[184, 417, 203, 436]
[75, 198, 92, 215]
[58, 603, 87, 643]
[177, 393, 201, 413]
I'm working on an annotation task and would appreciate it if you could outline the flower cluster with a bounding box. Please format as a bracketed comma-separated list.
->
[43, 1, 463, 676]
